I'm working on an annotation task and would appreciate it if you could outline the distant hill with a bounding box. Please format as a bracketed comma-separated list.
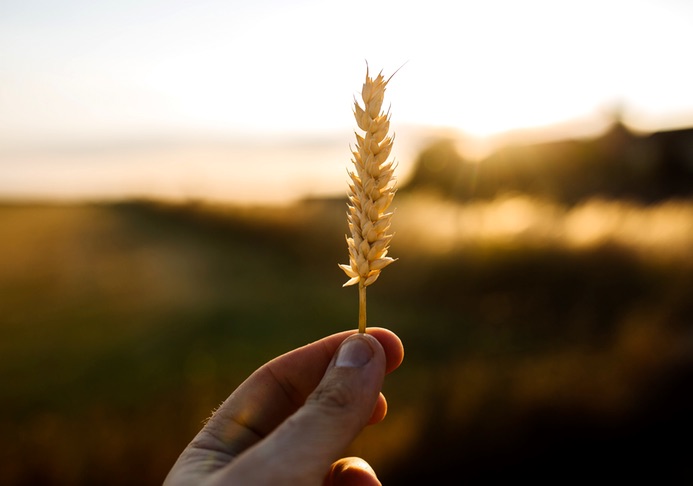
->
[403, 122, 693, 204]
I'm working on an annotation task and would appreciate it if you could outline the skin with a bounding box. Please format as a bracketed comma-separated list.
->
[164, 327, 405, 486]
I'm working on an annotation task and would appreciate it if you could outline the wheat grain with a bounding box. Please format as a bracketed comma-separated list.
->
[338, 66, 397, 333]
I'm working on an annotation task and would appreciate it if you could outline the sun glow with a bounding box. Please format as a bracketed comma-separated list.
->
[2, 0, 693, 146]
[2, 0, 693, 203]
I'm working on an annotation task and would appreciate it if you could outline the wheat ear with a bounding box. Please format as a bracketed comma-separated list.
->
[338, 67, 397, 333]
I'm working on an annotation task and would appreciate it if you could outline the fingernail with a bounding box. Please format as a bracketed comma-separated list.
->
[335, 336, 375, 368]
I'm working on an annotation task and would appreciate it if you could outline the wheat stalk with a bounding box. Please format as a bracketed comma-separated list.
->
[338, 66, 397, 333]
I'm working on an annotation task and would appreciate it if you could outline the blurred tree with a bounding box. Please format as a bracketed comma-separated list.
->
[403, 121, 693, 204]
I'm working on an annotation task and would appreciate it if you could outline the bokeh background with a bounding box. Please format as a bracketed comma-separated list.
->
[2, 0, 693, 484]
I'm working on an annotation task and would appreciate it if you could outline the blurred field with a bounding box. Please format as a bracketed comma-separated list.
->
[1, 193, 692, 484]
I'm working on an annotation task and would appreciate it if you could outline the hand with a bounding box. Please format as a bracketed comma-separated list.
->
[164, 327, 404, 486]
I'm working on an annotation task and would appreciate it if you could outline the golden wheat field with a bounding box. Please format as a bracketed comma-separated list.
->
[1, 191, 692, 484]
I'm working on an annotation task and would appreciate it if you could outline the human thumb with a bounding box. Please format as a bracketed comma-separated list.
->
[221, 333, 386, 485]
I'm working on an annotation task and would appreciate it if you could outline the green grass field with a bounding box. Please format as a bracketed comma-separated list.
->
[1, 195, 692, 484]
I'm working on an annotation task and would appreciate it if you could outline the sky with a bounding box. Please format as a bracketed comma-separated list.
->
[2, 0, 693, 202]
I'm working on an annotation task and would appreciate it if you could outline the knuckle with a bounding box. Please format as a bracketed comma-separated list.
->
[309, 380, 357, 413]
